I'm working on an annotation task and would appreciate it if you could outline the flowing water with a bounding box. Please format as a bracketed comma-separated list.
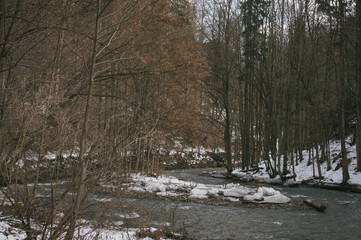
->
[36, 169, 361, 240]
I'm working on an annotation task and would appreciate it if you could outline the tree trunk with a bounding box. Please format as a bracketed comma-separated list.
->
[223, 1, 233, 174]
[338, 0, 350, 184]
[224, 80, 233, 173]
[242, 82, 250, 169]
[65, 0, 100, 238]
[303, 199, 327, 212]
[356, 0, 361, 172]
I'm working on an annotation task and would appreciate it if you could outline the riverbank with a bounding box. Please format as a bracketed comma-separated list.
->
[205, 169, 361, 193]
[0, 210, 185, 240]
[208, 138, 361, 193]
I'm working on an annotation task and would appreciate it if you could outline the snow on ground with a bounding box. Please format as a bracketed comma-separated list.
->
[0, 220, 26, 240]
[0, 213, 170, 240]
[126, 173, 291, 204]
[165, 145, 224, 167]
[232, 137, 361, 186]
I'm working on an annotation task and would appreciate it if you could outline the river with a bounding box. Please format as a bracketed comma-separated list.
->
[39, 168, 361, 240]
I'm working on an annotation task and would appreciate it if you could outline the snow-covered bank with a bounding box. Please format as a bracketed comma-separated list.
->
[126, 173, 291, 204]
[0, 212, 175, 240]
[0, 220, 26, 240]
[231, 138, 361, 191]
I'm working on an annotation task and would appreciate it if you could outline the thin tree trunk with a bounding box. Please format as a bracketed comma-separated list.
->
[224, 84, 233, 173]
[223, 1, 233, 174]
[315, 137, 323, 179]
[312, 148, 315, 177]
[242, 82, 250, 169]
[356, 0, 361, 171]
[338, 0, 350, 184]
[65, 1, 101, 238]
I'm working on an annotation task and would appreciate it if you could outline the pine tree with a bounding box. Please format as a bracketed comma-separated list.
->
[239, 0, 268, 169]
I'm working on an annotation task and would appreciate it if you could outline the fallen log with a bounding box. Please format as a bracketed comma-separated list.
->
[303, 199, 327, 212]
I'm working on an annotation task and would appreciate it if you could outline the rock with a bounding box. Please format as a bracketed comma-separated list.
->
[128, 186, 146, 192]
[145, 182, 167, 192]
[223, 187, 249, 198]
[189, 187, 208, 198]
[226, 197, 240, 202]
[207, 188, 220, 198]
[243, 192, 264, 201]
[259, 187, 277, 196]
[264, 192, 291, 203]
[156, 192, 178, 197]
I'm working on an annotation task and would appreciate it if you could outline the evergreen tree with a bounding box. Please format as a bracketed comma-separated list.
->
[239, 0, 268, 169]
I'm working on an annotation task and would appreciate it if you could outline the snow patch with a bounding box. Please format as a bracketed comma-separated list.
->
[145, 182, 167, 192]
[0, 221, 27, 240]
[117, 212, 140, 219]
[232, 137, 361, 187]
[243, 192, 264, 201]
[189, 187, 209, 199]
[264, 192, 291, 203]
[127, 174, 291, 204]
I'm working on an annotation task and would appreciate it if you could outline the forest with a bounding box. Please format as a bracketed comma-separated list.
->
[1, 0, 361, 239]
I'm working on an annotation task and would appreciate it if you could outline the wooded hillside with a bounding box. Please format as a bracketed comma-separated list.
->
[1, 0, 361, 238]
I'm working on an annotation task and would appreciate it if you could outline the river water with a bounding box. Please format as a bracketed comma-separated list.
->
[163, 169, 361, 240]
[39, 169, 361, 240]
